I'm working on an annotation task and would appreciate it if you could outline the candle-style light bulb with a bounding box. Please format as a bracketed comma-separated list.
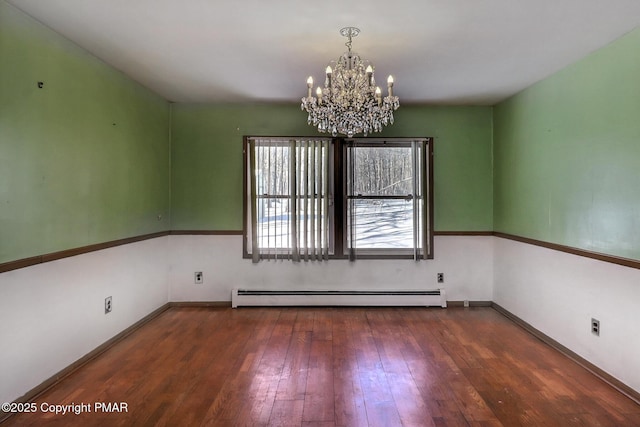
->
[366, 65, 373, 86]
[307, 76, 313, 98]
[316, 87, 323, 105]
[387, 75, 394, 97]
[375, 87, 382, 106]
[325, 66, 332, 86]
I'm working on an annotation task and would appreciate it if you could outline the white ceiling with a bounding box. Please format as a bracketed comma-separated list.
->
[7, 0, 640, 105]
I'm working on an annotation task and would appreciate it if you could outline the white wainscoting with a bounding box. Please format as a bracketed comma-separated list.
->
[494, 237, 640, 394]
[168, 235, 495, 303]
[0, 237, 170, 404]
[5, 234, 639, 404]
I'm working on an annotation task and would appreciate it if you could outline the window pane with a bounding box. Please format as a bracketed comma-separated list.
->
[249, 138, 331, 255]
[350, 146, 413, 196]
[256, 197, 291, 248]
[256, 199, 330, 247]
[348, 199, 421, 249]
[255, 145, 289, 196]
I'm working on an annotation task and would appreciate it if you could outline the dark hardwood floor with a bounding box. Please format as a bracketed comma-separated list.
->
[3, 306, 639, 426]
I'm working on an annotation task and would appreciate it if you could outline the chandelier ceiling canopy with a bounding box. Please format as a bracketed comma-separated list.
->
[301, 27, 400, 138]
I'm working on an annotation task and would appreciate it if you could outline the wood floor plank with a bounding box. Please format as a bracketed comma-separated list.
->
[302, 339, 334, 423]
[269, 399, 305, 426]
[331, 309, 368, 427]
[275, 331, 312, 401]
[3, 307, 639, 427]
[369, 310, 437, 426]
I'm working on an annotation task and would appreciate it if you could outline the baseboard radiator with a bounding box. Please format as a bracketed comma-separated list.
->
[231, 289, 446, 308]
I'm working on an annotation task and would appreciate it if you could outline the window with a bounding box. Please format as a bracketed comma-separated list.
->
[346, 140, 431, 259]
[244, 136, 433, 261]
[244, 137, 332, 262]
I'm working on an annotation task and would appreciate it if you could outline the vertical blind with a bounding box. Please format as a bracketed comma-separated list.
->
[248, 137, 330, 262]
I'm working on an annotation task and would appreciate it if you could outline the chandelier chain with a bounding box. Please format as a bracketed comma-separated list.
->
[341, 26, 358, 52]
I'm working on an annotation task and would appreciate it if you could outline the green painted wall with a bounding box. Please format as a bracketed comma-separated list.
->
[494, 27, 640, 260]
[171, 104, 493, 232]
[0, 2, 171, 264]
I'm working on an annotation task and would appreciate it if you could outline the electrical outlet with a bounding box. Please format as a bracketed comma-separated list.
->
[437, 273, 444, 283]
[463, 300, 470, 308]
[105, 296, 112, 314]
[591, 318, 600, 336]
[194, 271, 203, 284]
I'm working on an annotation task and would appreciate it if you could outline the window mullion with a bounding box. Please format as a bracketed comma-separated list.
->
[323, 140, 330, 260]
[316, 140, 322, 259]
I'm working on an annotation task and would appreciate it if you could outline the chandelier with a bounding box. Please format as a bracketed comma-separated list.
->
[301, 27, 400, 138]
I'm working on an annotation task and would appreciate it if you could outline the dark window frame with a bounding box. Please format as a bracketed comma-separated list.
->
[243, 136, 434, 260]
